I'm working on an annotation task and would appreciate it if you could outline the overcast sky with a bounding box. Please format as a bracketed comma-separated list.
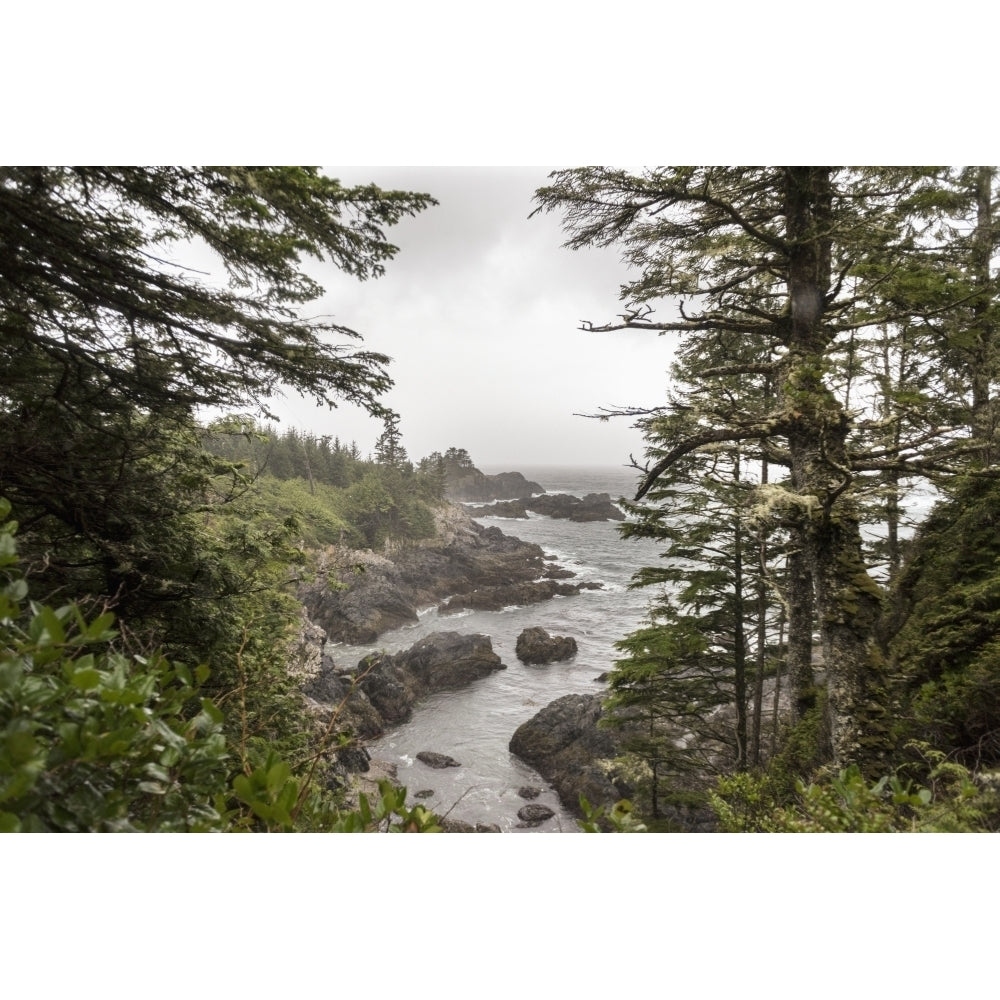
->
[266, 167, 676, 470]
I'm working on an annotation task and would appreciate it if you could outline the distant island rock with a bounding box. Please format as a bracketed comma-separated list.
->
[447, 469, 545, 503]
[430, 448, 545, 502]
[467, 492, 625, 523]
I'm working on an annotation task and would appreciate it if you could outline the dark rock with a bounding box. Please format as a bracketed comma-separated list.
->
[509, 694, 627, 817]
[358, 632, 505, 724]
[414, 789, 435, 798]
[517, 786, 542, 799]
[304, 632, 505, 756]
[447, 470, 545, 502]
[515, 626, 578, 664]
[441, 818, 503, 833]
[299, 505, 598, 644]
[438, 580, 601, 615]
[522, 492, 625, 523]
[594, 672, 610, 683]
[517, 803, 555, 823]
[466, 499, 530, 519]
[416, 751, 461, 769]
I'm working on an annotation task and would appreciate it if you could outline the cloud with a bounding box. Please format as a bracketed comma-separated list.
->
[267, 167, 676, 466]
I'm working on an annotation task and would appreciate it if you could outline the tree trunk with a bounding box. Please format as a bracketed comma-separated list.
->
[782, 167, 884, 768]
[785, 541, 815, 721]
[751, 454, 768, 768]
[732, 456, 748, 770]
[971, 165, 996, 463]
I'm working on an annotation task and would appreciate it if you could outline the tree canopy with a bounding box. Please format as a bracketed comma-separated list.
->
[0, 166, 435, 421]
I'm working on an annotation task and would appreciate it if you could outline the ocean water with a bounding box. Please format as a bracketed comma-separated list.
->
[326, 465, 664, 833]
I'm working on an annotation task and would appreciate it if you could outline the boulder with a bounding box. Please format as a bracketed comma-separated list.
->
[304, 632, 505, 738]
[517, 803, 555, 824]
[517, 786, 542, 799]
[358, 632, 505, 724]
[515, 626, 578, 664]
[509, 694, 627, 817]
[441, 819, 503, 833]
[416, 751, 461, 769]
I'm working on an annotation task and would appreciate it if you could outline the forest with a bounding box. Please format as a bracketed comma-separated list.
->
[3, 166, 1000, 832]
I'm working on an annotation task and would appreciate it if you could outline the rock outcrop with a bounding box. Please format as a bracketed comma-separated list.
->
[515, 626, 578, 664]
[304, 631, 505, 736]
[509, 694, 627, 817]
[438, 579, 601, 615]
[298, 505, 598, 644]
[509, 692, 720, 831]
[468, 492, 625, 523]
[446, 469, 544, 502]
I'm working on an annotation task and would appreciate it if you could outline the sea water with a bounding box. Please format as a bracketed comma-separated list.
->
[326, 465, 664, 833]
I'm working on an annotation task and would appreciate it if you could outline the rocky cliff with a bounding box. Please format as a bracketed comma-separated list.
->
[298, 503, 600, 644]
[446, 469, 545, 502]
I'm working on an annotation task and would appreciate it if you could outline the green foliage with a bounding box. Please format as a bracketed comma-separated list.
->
[0, 498, 444, 833]
[0, 167, 435, 420]
[0, 500, 229, 831]
[710, 752, 1000, 833]
[885, 475, 1000, 766]
[576, 795, 647, 833]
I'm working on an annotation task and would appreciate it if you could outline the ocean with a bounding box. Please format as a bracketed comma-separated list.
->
[326, 464, 664, 833]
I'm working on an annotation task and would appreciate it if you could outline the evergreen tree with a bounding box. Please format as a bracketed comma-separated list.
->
[536, 166, 975, 768]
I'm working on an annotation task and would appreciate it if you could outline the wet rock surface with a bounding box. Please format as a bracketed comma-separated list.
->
[416, 751, 461, 769]
[515, 626, 578, 664]
[468, 493, 625, 523]
[509, 693, 627, 818]
[303, 631, 505, 736]
[516, 803, 555, 825]
[299, 505, 598, 644]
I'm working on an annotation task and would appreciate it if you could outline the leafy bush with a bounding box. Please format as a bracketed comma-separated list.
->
[0, 498, 229, 831]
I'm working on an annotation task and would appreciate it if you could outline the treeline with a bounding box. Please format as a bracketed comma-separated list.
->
[202, 417, 449, 550]
[537, 166, 1000, 831]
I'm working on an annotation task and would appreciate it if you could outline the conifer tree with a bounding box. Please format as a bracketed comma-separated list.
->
[536, 166, 977, 768]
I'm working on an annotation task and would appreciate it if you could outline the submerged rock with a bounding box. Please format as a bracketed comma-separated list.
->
[416, 751, 461, 769]
[515, 626, 578, 664]
[517, 786, 542, 800]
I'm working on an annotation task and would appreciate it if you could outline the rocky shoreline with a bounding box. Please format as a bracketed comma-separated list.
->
[290, 500, 686, 830]
[298, 504, 602, 645]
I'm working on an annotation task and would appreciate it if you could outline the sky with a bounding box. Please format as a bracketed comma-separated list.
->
[263, 167, 677, 469]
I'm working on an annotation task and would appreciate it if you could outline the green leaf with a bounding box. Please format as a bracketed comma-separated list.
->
[70, 667, 102, 691]
[0, 811, 22, 833]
